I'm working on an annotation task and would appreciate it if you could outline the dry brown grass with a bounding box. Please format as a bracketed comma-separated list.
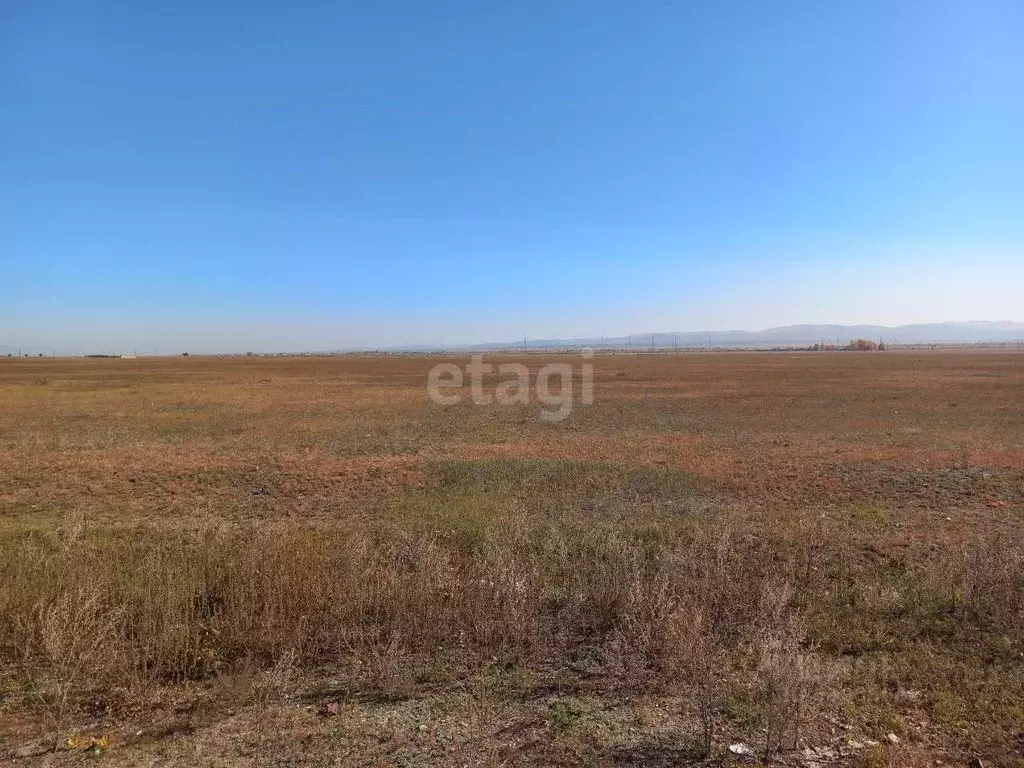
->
[1, 351, 1023, 765]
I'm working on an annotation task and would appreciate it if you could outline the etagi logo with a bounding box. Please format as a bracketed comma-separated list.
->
[427, 350, 594, 422]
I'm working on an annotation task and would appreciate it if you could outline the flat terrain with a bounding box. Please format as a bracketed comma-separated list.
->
[1, 351, 1023, 766]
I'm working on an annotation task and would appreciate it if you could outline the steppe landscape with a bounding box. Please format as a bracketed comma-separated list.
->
[1, 350, 1023, 766]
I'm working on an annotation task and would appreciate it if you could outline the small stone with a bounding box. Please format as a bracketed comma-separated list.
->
[317, 700, 341, 717]
[886, 733, 900, 745]
[418, 724, 428, 732]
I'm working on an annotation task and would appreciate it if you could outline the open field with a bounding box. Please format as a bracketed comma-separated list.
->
[1, 351, 1023, 766]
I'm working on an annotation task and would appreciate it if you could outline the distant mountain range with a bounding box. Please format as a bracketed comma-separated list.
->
[4, 322, 1024, 356]
[414, 321, 1024, 351]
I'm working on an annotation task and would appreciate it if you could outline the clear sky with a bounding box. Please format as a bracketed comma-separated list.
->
[3, 1, 1022, 353]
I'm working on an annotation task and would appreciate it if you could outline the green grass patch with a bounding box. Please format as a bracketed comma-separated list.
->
[394, 458, 716, 545]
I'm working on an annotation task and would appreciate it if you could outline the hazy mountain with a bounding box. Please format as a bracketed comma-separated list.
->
[445, 322, 1024, 351]
[5, 323, 1023, 356]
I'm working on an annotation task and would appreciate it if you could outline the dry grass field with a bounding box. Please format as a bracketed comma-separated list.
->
[1, 350, 1023, 766]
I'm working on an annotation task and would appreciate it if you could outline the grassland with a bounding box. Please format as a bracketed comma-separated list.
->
[1, 351, 1023, 766]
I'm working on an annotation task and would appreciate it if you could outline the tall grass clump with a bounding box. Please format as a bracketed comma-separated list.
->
[1, 512, 1021, 753]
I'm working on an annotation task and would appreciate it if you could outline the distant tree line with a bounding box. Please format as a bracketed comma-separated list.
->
[809, 339, 886, 352]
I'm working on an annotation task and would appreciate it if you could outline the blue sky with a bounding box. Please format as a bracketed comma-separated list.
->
[2, 1, 1022, 353]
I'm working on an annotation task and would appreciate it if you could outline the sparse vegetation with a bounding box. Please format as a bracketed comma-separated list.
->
[1, 351, 1022, 765]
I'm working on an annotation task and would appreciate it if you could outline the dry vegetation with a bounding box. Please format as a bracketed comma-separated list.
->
[1, 351, 1023, 766]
